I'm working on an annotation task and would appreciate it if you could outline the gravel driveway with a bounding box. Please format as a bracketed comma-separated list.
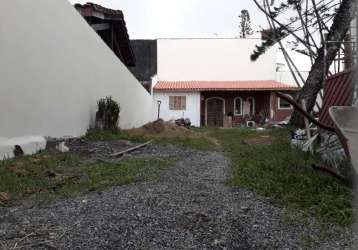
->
[0, 145, 355, 249]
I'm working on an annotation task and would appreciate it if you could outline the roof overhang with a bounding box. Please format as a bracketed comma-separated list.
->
[74, 2, 124, 20]
[153, 81, 299, 92]
[74, 2, 135, 66]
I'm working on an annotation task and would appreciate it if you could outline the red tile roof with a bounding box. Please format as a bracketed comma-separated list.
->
[154, 80, 298, 91]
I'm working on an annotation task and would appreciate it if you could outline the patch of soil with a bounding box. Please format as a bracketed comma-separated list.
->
[140, 119, 191, 134]
[242, 136, 274, 145]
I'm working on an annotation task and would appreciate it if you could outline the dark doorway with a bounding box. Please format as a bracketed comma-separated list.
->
[206, 98, 224, 127]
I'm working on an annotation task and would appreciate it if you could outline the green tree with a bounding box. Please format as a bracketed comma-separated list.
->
[251, 0, 356, 127]
[239, 10, 254, 38]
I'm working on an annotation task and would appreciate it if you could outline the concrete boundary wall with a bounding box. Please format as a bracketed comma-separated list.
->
[0, 0, 153, 138]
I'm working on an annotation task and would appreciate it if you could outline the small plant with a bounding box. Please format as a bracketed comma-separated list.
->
[97, 98, 106, 118]
[96, 96, 120, 130]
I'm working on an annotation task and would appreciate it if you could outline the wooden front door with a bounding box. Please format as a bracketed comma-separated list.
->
[206, 98, 224, 127]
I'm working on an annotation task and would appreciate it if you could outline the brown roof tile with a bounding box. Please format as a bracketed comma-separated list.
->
[154, 80, 298, 91]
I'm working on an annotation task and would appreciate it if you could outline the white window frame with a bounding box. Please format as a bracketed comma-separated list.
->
[278, 97, 293, 110]
[233, 97, 243, 116]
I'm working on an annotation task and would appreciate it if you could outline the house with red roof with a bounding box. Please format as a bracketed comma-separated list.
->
[72, 5, 298, 128]
[152, 38, 298, 127]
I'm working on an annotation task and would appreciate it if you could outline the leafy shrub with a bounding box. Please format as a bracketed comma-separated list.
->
[97, 98, 106, 119]
[96, 96, 120, 130]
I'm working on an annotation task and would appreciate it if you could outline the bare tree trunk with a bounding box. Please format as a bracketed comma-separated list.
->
[290, 0, 356, 128]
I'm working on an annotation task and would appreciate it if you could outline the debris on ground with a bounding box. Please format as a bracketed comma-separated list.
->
[45, 170, 81, 188]
[25, 187, 46, 195]
[266, 116, 291, 128]
[7, 162, 26, 177]
[65, 139, 138, 159]
[317, 133, 346, 166]
[45, 170, 58, 178]
[175, 118, 191, 127]
[0, 192, 9, 203]
[302, 134, 318, 153]
[56, 142, 69, 153]
[290, 129, 310, 149]
[110, 140, 153, 157]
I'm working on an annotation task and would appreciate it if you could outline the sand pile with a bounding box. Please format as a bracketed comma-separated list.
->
[141, 119, 191, 134]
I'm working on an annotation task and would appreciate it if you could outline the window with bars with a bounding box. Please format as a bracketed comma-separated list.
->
[169, 96, 186, 110]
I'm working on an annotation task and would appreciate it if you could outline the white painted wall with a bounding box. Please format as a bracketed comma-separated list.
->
[0, 137, 46, 160]
[153, 92, 201, 127]
[157, 38, 277, 81]
[0, 0, 153, 138]
[276, 71, 309, 87]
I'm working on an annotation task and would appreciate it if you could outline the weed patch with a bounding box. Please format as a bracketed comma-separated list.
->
[0, 151, 171, 206]
[210, 128, 353, 225]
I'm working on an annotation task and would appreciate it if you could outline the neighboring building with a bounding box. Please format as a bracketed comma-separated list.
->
[74, 2, 136, 67]
[318, 18, 358, 126]
[73, 5, 298, 128]
[0, 0, 153, 139]
[153, 39, 298, 127]
[129, 40, 158, 92]
[154, 80, 296, 127]
[75, 4, 158, 93]
[319, 69, 356, 127]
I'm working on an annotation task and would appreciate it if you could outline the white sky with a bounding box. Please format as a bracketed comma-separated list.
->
[68, 0, 312, 72]
[68, 0, 268, 39]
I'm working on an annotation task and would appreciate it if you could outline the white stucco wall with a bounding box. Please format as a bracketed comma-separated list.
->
[0, 0, 153, 138]
[153, 92, 201, 127]
[157, 38, 277, 81]
[276, 71, 309, 87]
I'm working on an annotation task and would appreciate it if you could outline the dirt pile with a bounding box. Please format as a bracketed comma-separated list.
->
[141, 119, 191, 134]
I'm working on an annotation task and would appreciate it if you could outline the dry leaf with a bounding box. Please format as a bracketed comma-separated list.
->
[0, 192, 9, 202]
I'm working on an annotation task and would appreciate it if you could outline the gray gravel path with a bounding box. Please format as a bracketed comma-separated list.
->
[0, 145, 355, 249]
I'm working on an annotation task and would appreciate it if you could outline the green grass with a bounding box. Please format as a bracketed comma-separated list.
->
[0, 151, 171, 206]
[209, 128, 353, 226]
[1, 127, 352, 226]
[85, 129, 149, 142]
[85, 129, 216, 151]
